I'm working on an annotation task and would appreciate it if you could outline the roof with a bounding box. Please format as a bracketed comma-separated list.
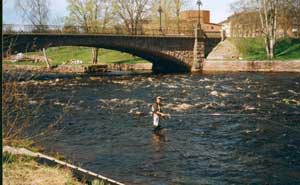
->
[180, 10, 210, 13]
[218, 19, 229, 24]
[206, 23, 221, 26]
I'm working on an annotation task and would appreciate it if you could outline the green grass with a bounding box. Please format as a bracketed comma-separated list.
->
[4, 47, 150, 66]
[274, 38, 300, 60]
[2, 140, 106, 185]
[229, 37, 300, 60]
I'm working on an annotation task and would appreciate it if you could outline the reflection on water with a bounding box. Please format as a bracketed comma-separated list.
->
[152, 129, 167, 143]
[7, 72, 300, 184]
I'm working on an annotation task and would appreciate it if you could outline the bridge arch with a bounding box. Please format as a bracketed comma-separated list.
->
[87, 45, 190, 73]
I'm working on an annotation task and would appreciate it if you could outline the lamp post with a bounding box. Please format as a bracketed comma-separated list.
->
[192, 0, 203, 72]
[158, 1, 163, 33]
[196, 0, 202, 29]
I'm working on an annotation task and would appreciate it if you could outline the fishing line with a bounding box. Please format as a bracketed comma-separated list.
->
[170, 113, 258, 117]
[258, 117, 300, 133]
[146, 112, 300, 134]
[154, 113, 300, 160]
[143, 112, 300, 118]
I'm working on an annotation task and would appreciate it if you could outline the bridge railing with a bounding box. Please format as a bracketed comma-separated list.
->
[3, 24, 194, 36]
[3, 24, 221, 37]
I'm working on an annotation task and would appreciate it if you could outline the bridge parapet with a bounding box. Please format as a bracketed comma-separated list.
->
[3, 24, 196, 37]
[3, 24, 221, 38]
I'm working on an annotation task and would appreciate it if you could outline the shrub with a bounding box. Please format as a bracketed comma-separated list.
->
[2, 79, 71, 142]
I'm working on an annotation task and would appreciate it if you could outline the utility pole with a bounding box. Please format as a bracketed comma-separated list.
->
[158, 0, 163, 33]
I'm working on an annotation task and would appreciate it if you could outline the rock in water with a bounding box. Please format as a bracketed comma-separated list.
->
[210, 91, 218, 96]
[13, 53, 25, 62]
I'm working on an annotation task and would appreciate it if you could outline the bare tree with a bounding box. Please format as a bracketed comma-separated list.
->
[174, 0, 187, 34]
[65, 0, 112, 64]
[66, 0, 99, 32]
[114, 0, 154, 35]
[15, 0, 50, 31]
[147, 0, 186, 34]
[100, 0, 113, 31]
[2, 80, 72, 141]
[231, 0, 283, 59]
[162, 0, 175, 32]
[258, 0, 280, 59]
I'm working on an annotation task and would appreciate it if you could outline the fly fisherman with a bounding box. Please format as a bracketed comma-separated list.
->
[151, 96, 170, 134]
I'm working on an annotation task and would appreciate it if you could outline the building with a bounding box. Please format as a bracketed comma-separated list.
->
[219, 20, 231, 38]
[179, 10, 221, 32]
[221, 11, 300, 38]
[220, 11, 262, 38]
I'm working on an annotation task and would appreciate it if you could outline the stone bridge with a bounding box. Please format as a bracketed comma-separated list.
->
[3, 32, 221, 73]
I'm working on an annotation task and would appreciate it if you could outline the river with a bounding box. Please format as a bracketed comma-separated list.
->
[5, 72, 300, 184]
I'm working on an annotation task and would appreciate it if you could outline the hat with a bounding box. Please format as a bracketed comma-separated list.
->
[156, 96, 163, 100]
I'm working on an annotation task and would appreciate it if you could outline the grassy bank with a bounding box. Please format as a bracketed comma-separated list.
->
[4, 47, 150, 66]
[3, 139, 109, 185]
[3, 138, 80, 185]
[3, 152, 82, 185]
[229, 37, 300, 60]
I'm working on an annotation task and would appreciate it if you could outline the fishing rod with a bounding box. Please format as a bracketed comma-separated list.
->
[142, 112, 300, 133]
[142, 112, 300, 117]
[173, 113, 300, 117]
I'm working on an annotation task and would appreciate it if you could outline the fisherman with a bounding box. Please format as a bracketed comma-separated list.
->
[151, 96, 170, 134]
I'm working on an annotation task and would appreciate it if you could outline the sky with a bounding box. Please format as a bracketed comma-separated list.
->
[3, 0, 237, 25]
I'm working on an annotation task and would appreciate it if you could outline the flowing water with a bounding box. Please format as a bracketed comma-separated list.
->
[6, 72, 300, 184]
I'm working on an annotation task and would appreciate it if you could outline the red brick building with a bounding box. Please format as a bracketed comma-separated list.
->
[179, 10, 221, 32]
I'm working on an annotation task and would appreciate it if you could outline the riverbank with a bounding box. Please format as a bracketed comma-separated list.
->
[203, 60, 300, 73]
[3, 139, 82, 185]
[4, 60, 300, 74]
[3, 144, 125, 185]
[3, 151, 82, 185]
[3, 63, 152, 74]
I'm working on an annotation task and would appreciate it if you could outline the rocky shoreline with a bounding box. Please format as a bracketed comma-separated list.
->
[3, 63, 153, 74]
[3, 60, 300, 75]
[203, 60, 300, 73]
